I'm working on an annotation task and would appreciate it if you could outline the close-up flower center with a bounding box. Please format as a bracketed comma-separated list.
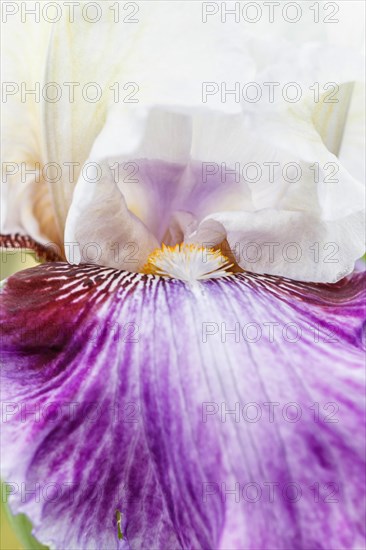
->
[142, 243, 234, 281]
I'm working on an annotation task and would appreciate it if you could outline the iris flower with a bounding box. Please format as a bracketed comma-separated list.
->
[1, 4, 365, 549]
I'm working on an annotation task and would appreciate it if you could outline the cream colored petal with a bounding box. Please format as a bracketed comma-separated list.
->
[1, 17, 61, 247]
[338, 83, 366, 183]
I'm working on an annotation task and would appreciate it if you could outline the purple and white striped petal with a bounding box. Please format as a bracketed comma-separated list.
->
[1, 263, 365, 549]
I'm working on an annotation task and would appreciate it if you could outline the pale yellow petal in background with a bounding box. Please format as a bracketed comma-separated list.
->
[44, 14, 144, 234]
[1, 18, 61, 248]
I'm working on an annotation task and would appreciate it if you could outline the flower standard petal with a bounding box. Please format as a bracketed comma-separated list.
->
[1, 263, 365, 549]
[36, 5, 365, 285]
[1, 17, 61, 247]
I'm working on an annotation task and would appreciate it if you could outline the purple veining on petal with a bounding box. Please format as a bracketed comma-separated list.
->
[120, 159, 249, 245]
[1, 263, 365, 549]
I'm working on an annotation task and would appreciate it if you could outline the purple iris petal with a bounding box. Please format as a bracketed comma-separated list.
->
[1, 263, 365, 549]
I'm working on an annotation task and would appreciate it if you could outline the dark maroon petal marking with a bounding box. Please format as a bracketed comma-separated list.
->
[0, 233, 64, 262]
